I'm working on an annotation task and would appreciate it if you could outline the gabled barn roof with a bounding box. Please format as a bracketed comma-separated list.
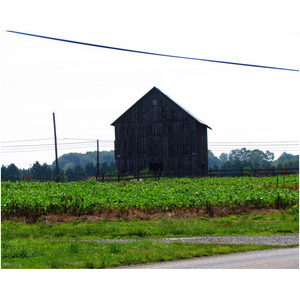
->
[111, 86, 212, 129]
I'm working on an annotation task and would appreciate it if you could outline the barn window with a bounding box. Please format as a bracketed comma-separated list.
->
[152, 99, 158, 106]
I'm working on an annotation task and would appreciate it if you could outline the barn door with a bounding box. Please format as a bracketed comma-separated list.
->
[149, 162, 163, 172]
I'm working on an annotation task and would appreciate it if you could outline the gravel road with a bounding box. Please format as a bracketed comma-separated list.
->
[84, 235, 299, 246]
[159, 235, 299, 246]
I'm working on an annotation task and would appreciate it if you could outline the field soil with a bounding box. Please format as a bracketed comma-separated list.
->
[1, 207, 284, 224]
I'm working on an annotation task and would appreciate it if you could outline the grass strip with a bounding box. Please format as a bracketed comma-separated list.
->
[1, 238, 290, 269]
[2, 212, 298, 269]
[2, 212, 298, 240]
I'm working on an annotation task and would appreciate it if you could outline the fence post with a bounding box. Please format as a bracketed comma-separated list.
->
[272, 166, 275, 176]
[101, 173, 105, 183]
[209, 167, 212, 178]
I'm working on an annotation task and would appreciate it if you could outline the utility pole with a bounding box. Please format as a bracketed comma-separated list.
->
[96, 139, 100, 180]
[53, 112, 60, 182]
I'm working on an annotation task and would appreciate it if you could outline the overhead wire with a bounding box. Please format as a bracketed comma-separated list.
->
[2, 138, 298, 154]
[1, 138, 114, 154]
[7, 30, 299, 72]
[4, 32, 298, 161]
[1, 138, 54, 144]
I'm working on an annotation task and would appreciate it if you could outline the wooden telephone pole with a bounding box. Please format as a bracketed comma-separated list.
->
[53, 112, 60, 182]
[96, 139, 100, 180]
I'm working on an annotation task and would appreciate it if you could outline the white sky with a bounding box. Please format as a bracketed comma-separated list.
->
[1, 0, 299, 169]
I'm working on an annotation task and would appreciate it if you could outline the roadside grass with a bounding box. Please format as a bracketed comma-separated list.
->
[2, 211, 298, 240]
[2, 211, 298, 269]
[1, 238, 289, 269]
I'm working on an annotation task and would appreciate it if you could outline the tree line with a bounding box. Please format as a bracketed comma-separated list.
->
[1, 148, 299, 181]
[1, 150, 116, 181]
[208, 148, 299, 170]
[1, 160, 116, 182]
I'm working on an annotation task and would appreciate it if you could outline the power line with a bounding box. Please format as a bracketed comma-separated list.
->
[7, 30, 299, 72]
[197, 141, 294, 148]
[1, 138, 114, 154]
[60, 138, 98, 141]
[1, 141, 95, 148]
[2, 143, 298, 154]
[1, 138, 114, 144]
[1, 145, 97, 154]
[208, 141, 299, 144]
[2, 139, 297, 146]
[1, 138, 54, 144]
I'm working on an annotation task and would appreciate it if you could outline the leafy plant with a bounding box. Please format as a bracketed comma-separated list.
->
[1, 175, 298, 220]
[288, 204, 299, 215]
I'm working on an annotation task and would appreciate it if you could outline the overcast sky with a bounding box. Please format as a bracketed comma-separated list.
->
[1, 0, 299, 169]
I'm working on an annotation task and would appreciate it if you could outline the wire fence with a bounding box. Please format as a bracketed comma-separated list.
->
[2, 167, 298, 182]
[95, 167, 299, 182]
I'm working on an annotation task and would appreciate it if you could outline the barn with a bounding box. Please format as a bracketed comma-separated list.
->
[111, 87, 211, 174]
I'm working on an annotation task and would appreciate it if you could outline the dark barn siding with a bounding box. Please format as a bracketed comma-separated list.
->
[111, 87, 211, 174]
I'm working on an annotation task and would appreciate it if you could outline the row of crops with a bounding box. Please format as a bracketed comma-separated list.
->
[1, 175, 299, 218]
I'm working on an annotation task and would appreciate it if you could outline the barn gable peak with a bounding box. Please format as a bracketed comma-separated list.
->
[111, 86, 211, 129]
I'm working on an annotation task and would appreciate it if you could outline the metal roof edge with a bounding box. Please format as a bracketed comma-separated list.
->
[154, 87, 212, 130]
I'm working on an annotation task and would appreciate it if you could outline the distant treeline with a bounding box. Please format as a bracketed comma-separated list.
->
[1, 150, 116, 182]
[1, 148, 299, 181]
[208, 148, 299, 170]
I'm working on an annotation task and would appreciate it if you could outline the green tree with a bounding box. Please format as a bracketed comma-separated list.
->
[62, 162, 75, 172]
[54, 150, 115, 171]
[109, 161, 116, 173]
[100, 161, 109, 173]
[208, 150, 221, 169]
[85, 162, 96, 177]
[1, 165, 7, 180]
[74, 165, 86, 179]
[227, 148, 251, 170]
[277, 152, 296, 163]
[66, 167, 76, 181]
[275, 152, 299, 168]
[31, 161, 42, 179]
[220, 161, 232, 170]
[41, 163, 53, 180]
[229, 148, 251, 162]
[264, 150, 275, 162]
[219, 153, 229, 164]
[250, 149, 274, 167]
[6, 163, 19, 180]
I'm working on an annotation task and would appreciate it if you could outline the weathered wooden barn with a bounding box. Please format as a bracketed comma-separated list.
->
[111, 87, 211, 174]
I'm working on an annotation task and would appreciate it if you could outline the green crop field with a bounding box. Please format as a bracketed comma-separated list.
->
[1, 175, 298, 222]
[2, 175, 299, 269]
